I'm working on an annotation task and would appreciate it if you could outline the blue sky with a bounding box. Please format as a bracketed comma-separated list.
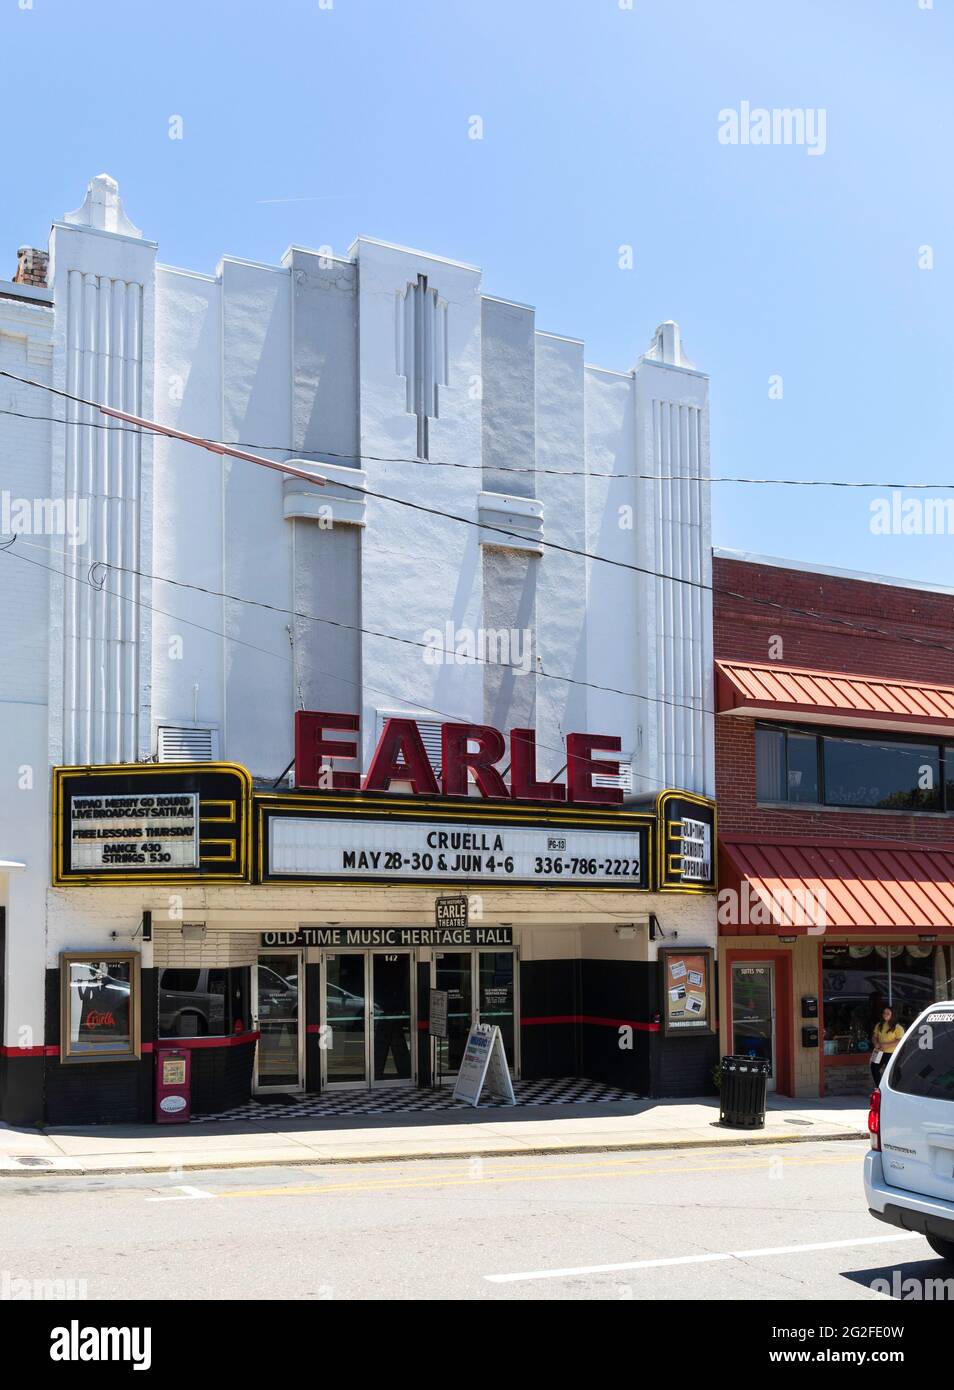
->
[2, 0, 952, 584]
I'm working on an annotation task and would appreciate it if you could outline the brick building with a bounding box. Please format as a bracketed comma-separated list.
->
[714, 550, 954, 1097]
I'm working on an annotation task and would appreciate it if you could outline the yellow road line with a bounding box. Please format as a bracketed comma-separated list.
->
[218, 1150, 861, 1201]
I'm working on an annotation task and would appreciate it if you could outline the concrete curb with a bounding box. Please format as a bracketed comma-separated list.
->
[0, 1127, 869, 1179]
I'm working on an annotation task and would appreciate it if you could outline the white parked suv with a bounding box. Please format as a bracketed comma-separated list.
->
[865, 1001, 954, 1265]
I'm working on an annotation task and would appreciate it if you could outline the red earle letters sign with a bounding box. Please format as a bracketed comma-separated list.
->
[294, 712, 624, 806]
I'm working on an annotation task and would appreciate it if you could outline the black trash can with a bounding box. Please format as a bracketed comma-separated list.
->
[719, 1054, 770, 1128]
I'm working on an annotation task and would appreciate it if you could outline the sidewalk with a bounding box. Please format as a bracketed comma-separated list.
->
[0, 1093, 870, 1178]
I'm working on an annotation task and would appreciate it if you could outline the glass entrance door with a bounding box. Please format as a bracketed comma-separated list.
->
[434, 950, 517, 1078]
[731, 962, 776, 1092]
[478, 951, 515, 1066]
[372, 953, 413, 1085]
[253, 953, 303, 1092]
[322, 951, 415, 1088]
[434, 952, 474, 1075]
[324, 953, 368, 1086]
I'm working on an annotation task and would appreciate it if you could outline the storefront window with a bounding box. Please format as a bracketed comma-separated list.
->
[158, 966, 249, 1038]
[754, 728, 818, 803]
[755, 728, 785, 801]
[822, 737, 940, 811]
[60, 952, 140, 1062]
[822, 944, 953, 1056]
[756, 724, 948, 812]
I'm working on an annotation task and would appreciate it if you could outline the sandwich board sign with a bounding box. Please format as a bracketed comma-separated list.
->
[451, 1022, 515, 1107]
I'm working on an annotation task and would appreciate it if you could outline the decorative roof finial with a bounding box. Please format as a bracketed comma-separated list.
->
[641, 320, 694, 369]
[64, 174, 142, 238]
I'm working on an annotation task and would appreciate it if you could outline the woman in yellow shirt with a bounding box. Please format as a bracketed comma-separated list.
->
[871, 1006, 905, 1086]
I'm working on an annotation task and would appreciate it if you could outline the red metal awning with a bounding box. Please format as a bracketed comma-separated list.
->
[719, 838, 954, 936]
[715, 659, 954, 736]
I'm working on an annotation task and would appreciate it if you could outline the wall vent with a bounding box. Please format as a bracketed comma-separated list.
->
[592, 762, 634, 794]
[156, 725, 219, 763]
[375, 711, 442, 778]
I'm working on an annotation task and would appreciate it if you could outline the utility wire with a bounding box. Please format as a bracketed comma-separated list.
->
[0, 368, 708, 591]
[4, 397, 954, 487]
[4, 368, 954, 659]
[3, 539, 949, 822]
[6, 539, 946, 829]
[0, 539, 670, 792]
[9, 532, 950, 774]
[5, 533, 949, 773]
[3, 533, 709, 719]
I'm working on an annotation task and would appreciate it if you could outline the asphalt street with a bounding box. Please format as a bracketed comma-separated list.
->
[0, 1139, 948, 1301]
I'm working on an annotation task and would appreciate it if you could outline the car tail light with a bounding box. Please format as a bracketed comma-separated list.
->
[867, 1087, 881, 1151]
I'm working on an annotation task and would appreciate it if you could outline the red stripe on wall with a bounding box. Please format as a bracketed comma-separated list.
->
[521, 1014, 661, 1032]
[1, 1033, 260, 1056]
[155, 1031, 260, 1050]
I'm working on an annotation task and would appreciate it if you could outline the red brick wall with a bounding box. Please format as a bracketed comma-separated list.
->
[713, 555, 954, 845]
[13, 247, 48, 288]
[713, 556, 954, 682]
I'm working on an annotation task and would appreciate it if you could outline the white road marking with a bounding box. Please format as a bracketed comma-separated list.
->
[485, 1230, 923, 1283]
[146, 1185, 215, 1202]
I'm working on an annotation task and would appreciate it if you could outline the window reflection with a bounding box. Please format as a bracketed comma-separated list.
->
[756, 724, 947, 812]
[158, 966, 249, 1038]
[822, 944, 953, 1056]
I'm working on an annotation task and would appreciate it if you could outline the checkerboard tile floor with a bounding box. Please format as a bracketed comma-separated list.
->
[190, 1076, 641, 1123]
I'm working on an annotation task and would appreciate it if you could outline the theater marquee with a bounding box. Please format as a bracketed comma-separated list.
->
[266, 813, 645, 888]
[69, 792, 199, 871]
[51, 753, 716, 893]
[257, 793, 651, 890]
[52, 765, 251, 885]
[656, 791, 717, 893]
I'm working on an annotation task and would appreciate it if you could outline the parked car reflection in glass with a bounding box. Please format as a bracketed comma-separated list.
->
[158, 967, 249, 1038]
[256, 964, 299, 1020]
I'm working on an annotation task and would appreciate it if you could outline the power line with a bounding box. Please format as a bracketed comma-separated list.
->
[9, 539, 948, 832]
[4, 367, 954, 659]
[13, 537, 947, 843]
[10, 532, 949, 765]
[5, 398, 954, 488]
[0, 539, 671, 792]
[8, 530, 951, 785]
[0, 372, 327, 490]
[50, 539, 717, 722]
[0, 368, 709, 591]
[5, 541, 950, 824]
[8, 534, 710, 719]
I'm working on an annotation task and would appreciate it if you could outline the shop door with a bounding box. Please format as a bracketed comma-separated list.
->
[253, 953, 304, 1093]
[433, 950, 517, 1078]
[322, 952, 415, 1089]
[323, 953, 368, 1087]
[731, 962, 777, 1092]
[371, 953, 414, 1085]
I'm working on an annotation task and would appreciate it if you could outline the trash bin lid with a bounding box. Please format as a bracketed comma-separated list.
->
[722, 1054, 770, 1073]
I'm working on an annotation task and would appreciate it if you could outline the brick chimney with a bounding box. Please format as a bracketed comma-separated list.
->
[13, 245, 49, 288]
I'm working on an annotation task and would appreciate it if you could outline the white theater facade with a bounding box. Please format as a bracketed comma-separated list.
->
[0, 176, 716, 1124]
